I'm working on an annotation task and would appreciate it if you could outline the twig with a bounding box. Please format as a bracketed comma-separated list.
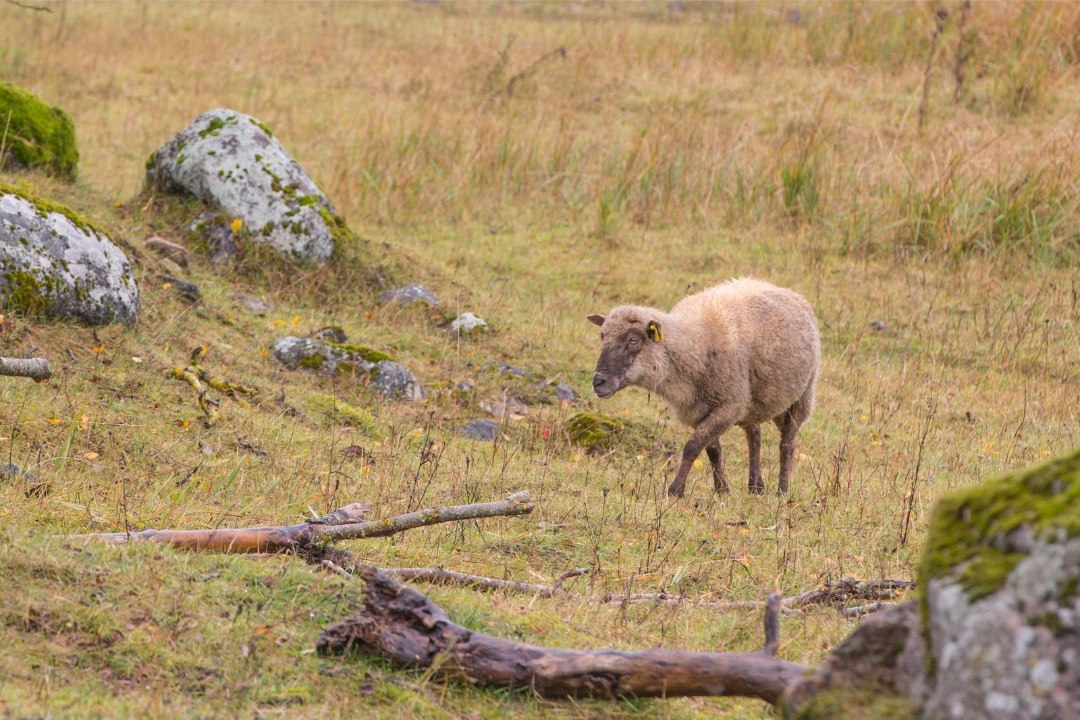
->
[384, 567, 562, 597]
[3, 0, 52, 11]
[0, 355, 52, 382]
[842, 602, 898, 618]
[68, 491, 534, 552]
[952, 0, 973, 103]
[501, 46, 567, 97]
[918, 6, 950, 132]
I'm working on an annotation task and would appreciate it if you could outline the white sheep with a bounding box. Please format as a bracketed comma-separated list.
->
[587, 278, 820, 496]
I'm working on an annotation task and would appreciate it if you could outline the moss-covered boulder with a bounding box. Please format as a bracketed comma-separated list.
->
[146, 109, 348, 264]
[916, 448, 1080, 720]
[272, 336, 423, 402]
[0, 187, 138, 325]
[0, 83, 78, 179]
[564, 412, 624, 452]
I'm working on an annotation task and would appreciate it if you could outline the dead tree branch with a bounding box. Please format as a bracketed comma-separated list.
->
[318, 565, 808, 703]
[4, 0, 52, 11]
[0, 355, 52, 381]
[70, 491, 533, 553]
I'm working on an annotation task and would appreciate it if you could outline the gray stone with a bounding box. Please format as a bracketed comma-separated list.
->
[271, 336, 372, 375]
[313, 325, 348, 344]
[371, 361, 424, 402]
[0, 191, 139, 325]
[458, 419, 500, 441]
[379, 283, 439, 307]
[147, 108, 344, 264]
[160, 274, 201, 302]
[144, 236, 189, 267]
[188, 212, 239, 263]
[450, 312, 488, 335]
[235, 293, 270, 316]
[0, 462, 48, 497]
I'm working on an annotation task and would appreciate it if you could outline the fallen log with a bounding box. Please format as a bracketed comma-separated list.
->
[70, 491, 533, 552]
[318, 565, 808, 703]
[0, 355, 51, 381]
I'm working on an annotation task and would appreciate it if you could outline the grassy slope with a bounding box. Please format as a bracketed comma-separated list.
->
[1, 2, 1078, 718]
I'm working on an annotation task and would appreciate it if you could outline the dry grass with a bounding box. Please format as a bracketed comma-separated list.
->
[1, 2, 1078, 718]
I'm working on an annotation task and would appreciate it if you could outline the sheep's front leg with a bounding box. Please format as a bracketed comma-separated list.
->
[668, 408, 739, 498]
[744, 424, 763, 494]
[706, 441, 729, 494]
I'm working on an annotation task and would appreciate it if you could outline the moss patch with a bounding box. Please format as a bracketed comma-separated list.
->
[919, 447, 1080, 603]
[564, 412, 624, 452]
[324, 342, 394, 364]
[792, 683, 915, 720]
[306, 394, 378, 434]
[0, 182, 106, 238]
[0, 82, 79, 179]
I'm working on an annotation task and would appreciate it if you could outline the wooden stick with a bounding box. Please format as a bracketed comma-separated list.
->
[0, 355, 51, 381]
[318, 565, 807, 703]
[70, 491, 533, 552]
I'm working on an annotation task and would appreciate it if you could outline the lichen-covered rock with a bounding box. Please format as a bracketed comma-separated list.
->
[917, 448, 1080, 720]
[564, 412, 623, 452]
[0, 82, 78, 179]
[379, 283, 439, 307]
[458, 419, 500, 441]
[272, 337, 422, 401]
[147, 108, 349, 264]
[0, 188, 138, 325]
[371, 361, 424, 402]
[450, 312, 489, 335]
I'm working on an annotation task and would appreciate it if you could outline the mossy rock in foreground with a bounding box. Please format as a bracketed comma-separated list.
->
[0, 82, 79, 179]
[563, 412, 624, 452]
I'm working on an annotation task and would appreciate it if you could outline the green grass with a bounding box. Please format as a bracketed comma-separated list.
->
[1, 2, 1079, 718]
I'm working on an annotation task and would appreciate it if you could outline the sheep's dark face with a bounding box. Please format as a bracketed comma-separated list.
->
[586, 308, 664, 399]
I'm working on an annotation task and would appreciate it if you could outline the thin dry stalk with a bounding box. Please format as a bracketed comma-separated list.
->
[918, 7, 951, 132]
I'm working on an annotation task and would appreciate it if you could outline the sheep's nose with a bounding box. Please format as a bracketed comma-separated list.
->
[592, 374, 610, 394]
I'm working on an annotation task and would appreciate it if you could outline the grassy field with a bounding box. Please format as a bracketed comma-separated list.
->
[1, 1, 1078, 718]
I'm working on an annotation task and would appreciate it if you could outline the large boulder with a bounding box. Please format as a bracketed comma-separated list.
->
[0, 187, 138, 325]
[0, 82, 78, 179]
[917, 448, 1080, 720]
[145, 109, 347, 264]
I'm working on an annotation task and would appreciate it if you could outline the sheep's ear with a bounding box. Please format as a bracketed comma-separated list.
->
[586, 314, 607, 327]
[646, 320, 664, 342]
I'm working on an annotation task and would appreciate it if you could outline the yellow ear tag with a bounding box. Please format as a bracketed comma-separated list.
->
[647, 322, 663, 342]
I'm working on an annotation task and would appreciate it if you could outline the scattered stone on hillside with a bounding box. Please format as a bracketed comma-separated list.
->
[551, 382, 577, 403]
[234, 293, 270, 316]
[147, 108, 349, 264]
[371, 361, 424, 401]
[313, 325, 348, 344]
[564, 412, 624, 453]
[450, 312, 489, 335]
[916, 448, 1080, 720]
[454, 381, 476, 395]
[480, 397, 528, 421]
[144, 236, 189, 268]
[458, 419, 500, 441]
[0, 188, 138, 325]
[0, 82, 78, 178]
[160, 274, 201, 302]
[379, 283, 439, 307]
[188, 212, 239, 263]
[870, 319, 887, 332]
[0, 463, 49, 497]
[484, 361, 533, 377]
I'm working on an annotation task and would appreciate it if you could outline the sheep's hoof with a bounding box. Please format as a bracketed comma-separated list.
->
[667, 484, 685, 498]
[748, 482, 765, 495]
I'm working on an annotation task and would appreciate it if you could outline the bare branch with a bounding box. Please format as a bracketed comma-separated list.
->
[69, 491, 533, 552]
[384, 567, 561, 596]
[842, 602, 899, 618]
[318, 565, 808, 703]
[0, 355, 52, 381]
[4, 0, 52, 11]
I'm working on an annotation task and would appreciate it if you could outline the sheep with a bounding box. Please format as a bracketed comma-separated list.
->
[586, 278, 820, 497]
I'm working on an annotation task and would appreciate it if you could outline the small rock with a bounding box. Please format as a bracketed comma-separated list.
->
[313, 325, 348, 344]
[552, 383, 577, 403]
[0, 463, 49, 497]
[160, 274, 201, 302]
[188, 212, 239, 264]
[144, 236, 189, 268]
[455, 381, 475, 394]
[450, 312, 489, 335]
[379, 283, 439, 307]
[235, 293, 271, 316]
[480, 397, 528, 421]
[371, 361, 424, 402]
[484, 361, 533, 377]
[158, 257, 186, 278]
[870, 319, 887, 332]
[458, 419, 500, 441]
[564, 412, 624, 452]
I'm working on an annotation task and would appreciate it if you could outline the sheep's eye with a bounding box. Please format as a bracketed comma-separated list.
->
[628, 336, 640, 346]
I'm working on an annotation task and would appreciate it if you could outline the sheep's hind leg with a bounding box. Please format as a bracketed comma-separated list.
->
[744, 424, 764, 494]
[774, 410, 802, 494]
[706, 441, 729, 494]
